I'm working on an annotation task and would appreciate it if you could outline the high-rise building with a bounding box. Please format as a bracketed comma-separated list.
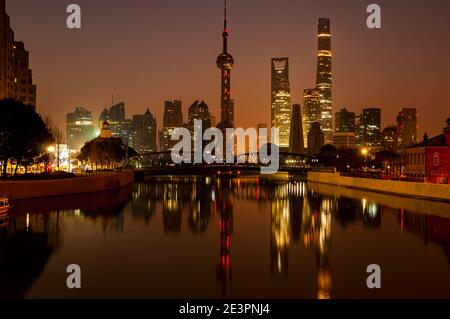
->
[308, 122, 324, 156]
[216, 0, 234, 130]
[289, 104, 304, 154]
[132, 109, 157, 154]
[335, 108, 355, 133]
[302, 88, 321, 148]
[0, 1, 36, 108]
[360, 108, 382, 148]
[397, 108, 418, 148]
[188, 100, 212, 140]
[163, 100, 183, 128]
[110, 102, 126, 123]
[99, 102, 131, 145]
[271, 57, 291, 149]
[355, 114, 362, 146]
[316, 18, 333, 145]
[382, 125, 400, 152]
[66, 107, 98, 151]
[160, 100, 184, 151]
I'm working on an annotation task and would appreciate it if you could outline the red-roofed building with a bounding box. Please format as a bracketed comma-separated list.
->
[405, 121, 450, 184]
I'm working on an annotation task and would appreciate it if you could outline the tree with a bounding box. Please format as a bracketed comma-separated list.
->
[0, 99, 53, 177]
[335, 149, 365, 171]
[319, 144, 338, 167]
[44, 116, 65, 171]
[78, 139, 131, 170]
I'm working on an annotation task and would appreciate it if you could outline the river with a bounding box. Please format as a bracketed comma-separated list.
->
[1, 175, 449, 298]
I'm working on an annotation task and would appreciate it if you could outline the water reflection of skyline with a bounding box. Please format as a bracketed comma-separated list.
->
[0, 177, 449, 298]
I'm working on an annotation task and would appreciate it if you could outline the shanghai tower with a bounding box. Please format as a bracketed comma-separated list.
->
[316, 18, 333, 145]
[216, 0, 234, 129]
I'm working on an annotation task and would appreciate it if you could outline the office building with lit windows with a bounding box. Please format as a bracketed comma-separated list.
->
[382, 125, 400, 152]
[335, 108, 355, 133]
[360, 108, 382, 148]
[132, 109, 157, 154]
[302, 88, 321, 148]
[271, 58, 291, 149]
[0, 0, 36, 108]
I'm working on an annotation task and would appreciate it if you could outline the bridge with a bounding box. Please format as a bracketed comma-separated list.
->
[132, 150, 313, 179]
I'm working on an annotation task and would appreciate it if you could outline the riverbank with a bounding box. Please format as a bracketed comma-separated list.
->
[0, 171, 134, 200]
[307, 171, 450, 202]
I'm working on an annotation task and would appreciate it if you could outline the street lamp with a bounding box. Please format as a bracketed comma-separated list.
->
[360, 148, 369, 157]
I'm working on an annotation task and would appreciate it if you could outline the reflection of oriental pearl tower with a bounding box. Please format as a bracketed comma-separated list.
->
[216, 0, 234, 130]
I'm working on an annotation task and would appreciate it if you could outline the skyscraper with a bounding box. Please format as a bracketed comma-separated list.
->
[334, 108, 356, 149]
[382, 125, 400, 152]
[289, 104, 304, 154]
[216, 0, 234, 129]
[188, 100, 212, 139]
[271, 57, 291, 149]
[66, 107, 98, 151]
[0, 0, 36, 108]
[160, 100, 184, 151]
[110, 102, 126, 123]
[132, 109, 157, 154]
[302, 88, 321, 148]
[99, 102, 131, 145]
[163, 100, 183, 128]
[316, 18, 333, 145]
[335, 108, 355, 133]
[397, 108, 418, 148]
[360, 108, 382, 148]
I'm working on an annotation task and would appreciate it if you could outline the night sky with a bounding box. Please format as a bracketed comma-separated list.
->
[7, 0, 450, 136]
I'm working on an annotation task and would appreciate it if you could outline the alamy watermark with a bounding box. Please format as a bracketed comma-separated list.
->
[170, 121, 280, 175]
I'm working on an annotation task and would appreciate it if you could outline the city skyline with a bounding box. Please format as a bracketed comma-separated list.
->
[5, 0, 450, 137]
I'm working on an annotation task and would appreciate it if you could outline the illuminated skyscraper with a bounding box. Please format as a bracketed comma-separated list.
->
[0, 0, 36, 108]
[360, 108, 382, 148]
[216, 0, 234, 130]
[302, 88, 321, 148]
[271, 57, 291, 149]
[334, 108, 356, 149]
[316, 18, 333, 145]
[397, 108, 418, 148]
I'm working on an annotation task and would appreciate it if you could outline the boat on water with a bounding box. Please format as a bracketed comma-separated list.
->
[0, 195, 12, 214]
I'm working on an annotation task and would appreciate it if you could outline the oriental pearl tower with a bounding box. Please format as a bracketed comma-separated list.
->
[216, 0, 234, 130]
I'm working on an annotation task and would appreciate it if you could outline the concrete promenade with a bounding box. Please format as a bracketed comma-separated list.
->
[0, 171, 134, 200]
[307, 171, 450, 202]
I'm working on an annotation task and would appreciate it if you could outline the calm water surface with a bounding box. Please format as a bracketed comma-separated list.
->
[1, 176, 449, 299]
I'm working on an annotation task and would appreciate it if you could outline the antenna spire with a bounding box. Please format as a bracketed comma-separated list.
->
[224, 0, 228, 31]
